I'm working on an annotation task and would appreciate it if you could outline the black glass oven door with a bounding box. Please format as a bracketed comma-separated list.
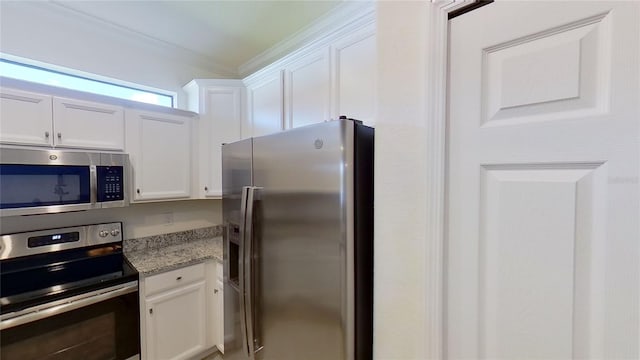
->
[1, 290, 140, 360]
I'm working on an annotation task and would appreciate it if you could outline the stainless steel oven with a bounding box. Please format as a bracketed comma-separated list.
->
[0, 222, 140, 360]
[0, 148, 129, 216]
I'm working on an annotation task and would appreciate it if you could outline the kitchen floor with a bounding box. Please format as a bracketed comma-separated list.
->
[201, 351, 223, 360]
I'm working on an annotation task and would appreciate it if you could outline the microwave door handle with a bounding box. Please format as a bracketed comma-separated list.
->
[89, 165, 98, 205]
[239, 186, 250, 358]
[244, 186, 263, 359]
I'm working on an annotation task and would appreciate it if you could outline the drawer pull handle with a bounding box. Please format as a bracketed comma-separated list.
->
[176, 276, 182, 281]
[214, 289, 219, 294]
[149, 308, 153, 315]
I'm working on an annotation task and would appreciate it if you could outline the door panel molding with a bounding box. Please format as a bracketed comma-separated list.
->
[443, 1, 638, 359]
[478, 163, 607, 358]
[424, 1, 476, 359]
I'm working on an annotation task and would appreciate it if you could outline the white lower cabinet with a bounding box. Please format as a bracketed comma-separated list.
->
[140, 261, 222, 360]
[214, 262, 224, 353]
[145, 282, 207, 360]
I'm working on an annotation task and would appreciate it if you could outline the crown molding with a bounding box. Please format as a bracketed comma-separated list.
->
[44, 1, 237, 78]
[10, 1, 377, 80]
[238, 1, 376, 79]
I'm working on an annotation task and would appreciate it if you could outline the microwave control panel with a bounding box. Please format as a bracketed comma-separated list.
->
[97, 166, 124, 202]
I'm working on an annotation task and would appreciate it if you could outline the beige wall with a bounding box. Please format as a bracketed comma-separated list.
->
[374, 2, 432, 359]
[1, 199, 222, 240]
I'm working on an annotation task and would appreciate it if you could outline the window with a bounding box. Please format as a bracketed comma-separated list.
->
[0, 58, 174, 107]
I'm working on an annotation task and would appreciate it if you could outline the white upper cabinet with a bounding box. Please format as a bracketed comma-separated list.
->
[331, 24, 376, 127]
[0, 88, 53, 146]
[245, 71, 284, 138]
[125, 109, 193, 202]
[284, 48, 330, 129]
[184, 79, 243, 198]
[53, 97, 124, 150]
[0, 87, 126, 150]
[243, 14, 376, 136]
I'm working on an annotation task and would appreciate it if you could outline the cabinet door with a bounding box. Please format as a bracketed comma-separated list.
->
[53, 97, 124, 150]
[285, 49, 330, 129]
[246, 71, 284, 137]
[0, 88, 53, 146]
[331, 25, 376, 126]
[145, 282, 207, 360]
[215, 262, 224, 353]
[447, 3, 639, 358]
[126, 109, 192, 201]
[200, 87, 242, 198]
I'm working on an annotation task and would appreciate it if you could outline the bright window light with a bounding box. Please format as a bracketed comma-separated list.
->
[0, 59, 174, 107]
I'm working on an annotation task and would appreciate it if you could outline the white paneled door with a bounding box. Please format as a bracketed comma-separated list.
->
[447, 2, 639, 359]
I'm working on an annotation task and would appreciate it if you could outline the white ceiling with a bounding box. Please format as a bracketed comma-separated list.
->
[52, 0, 343, 75]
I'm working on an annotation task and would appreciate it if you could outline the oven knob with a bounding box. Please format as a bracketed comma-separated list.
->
[99, 230, 109, 237]
[111, 229, 121, 237]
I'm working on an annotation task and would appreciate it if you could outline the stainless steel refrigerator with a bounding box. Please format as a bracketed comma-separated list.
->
[222, 119, 374, 360]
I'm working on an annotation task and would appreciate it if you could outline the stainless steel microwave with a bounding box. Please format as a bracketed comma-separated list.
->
[0, 148, 129, 216]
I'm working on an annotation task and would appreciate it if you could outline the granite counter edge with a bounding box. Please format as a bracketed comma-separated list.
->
[125, 237, 222, 276]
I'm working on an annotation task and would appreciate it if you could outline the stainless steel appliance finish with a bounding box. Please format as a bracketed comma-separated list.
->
[0, 148, 129, 216]
[0, 222, 123, 260]
[0, 222, 140, 360]
[0, 280, 137, 330]
[222, 119, 374, 360]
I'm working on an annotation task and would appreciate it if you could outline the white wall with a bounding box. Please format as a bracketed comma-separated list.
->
[0, 1, 231, 108]
[374, 2, 432, 359]
[0, 199, 222, 240]
[0, 2, 226, 240]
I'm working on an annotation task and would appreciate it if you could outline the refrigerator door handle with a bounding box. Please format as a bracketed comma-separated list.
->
[244, 186, 263, 359]
[239, 186, 251, 359]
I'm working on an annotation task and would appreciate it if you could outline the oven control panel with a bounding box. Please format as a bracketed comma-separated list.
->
[1, 222, 124, 259]
[28, 231, 80, 248]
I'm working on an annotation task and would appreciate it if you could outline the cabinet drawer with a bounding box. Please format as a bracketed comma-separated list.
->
[145, 263, 205, 296]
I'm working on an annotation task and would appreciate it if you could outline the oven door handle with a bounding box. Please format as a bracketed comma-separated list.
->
[90, 164, 98, 205]
[0, 281, 138, 330]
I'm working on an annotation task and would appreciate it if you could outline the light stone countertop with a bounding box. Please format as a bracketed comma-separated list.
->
[124, 226, 223, 276]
